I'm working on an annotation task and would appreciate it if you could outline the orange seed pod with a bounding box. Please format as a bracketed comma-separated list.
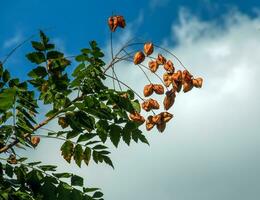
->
[153, 84, 164, 95]
[143, 84, 154, 97]
[148, 61, 159, 73]
[134, 51, 145, 65]
[144, 42, 154, 56]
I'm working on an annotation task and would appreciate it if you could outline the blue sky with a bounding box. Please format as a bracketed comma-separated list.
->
[1, 1, 260, 200]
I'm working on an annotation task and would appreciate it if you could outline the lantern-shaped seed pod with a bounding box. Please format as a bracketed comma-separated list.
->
[161, 112, 173, 123]
[134, 51, 145, 65]
[156, 121, 166, 132]
[156, 54, 166, 65]
[144, 42, 154, 56]
[163, 89, 176, 110]
[142, 99, 160, 111]
[163, 73, 173, 87]
[148, 61, 159, 73]
[192, 77, 203, 88]
[164, 60, 175, 73]
[143, 84, 154, 97]
[129, 112, 145, 124]
[117, 16, 126, 28]
[153, 84, 164, 95]
[146, 115, 155, 131]
[183, 82, 193, 93]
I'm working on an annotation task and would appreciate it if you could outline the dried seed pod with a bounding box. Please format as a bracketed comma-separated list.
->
[142, 98, 160, 111]
[172, 80, 182, 93]
[182, 70, 193, 84]
[157, 122, 166, 132]
[163, 73, 173, 87]
[163, 89, 176, 110]
[161, 112, 173, 123]
[172, 70, 182, 82]
[149, 99, 160, 109]
[156, 54, 166, 65]
[192, 77, 203, 88]
[146, 115, 155, 131]
[129, 112, 145, 124]
[134, 51, 145, 65]
[152, 114, 162, 124]
[143, 84, 154, 97]
[164, 60, 175, 72]
[183, 82, 193, 93]
[153, 84, 164, 95]
[148, 60, 159, 72]
[58, 117, 69, 129]
[117, 16, 126, 28]
[31, 136, 41, 147]
[108, 15, 125, 32]
[144, 42, 154, 56]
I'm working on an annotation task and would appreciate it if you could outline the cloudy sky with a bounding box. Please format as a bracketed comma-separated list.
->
[1, 0, 260, 199]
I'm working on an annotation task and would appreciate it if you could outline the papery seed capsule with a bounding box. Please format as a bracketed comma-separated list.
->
[144, 42, 154, 56]
[161, 112, 173, 123]
[117, 16, 126, 28]
[192, 77, 203, 88]
[163, 89, 176, 110]
[148, 61, 159, 73]
[31, 136, 41, 147]
[157, 122, 166, 132]
[146, 116, 155, 131]
[153, 84, 164, 95]
[142, 99, 160, 111]
[134, 51, 145, 65]
[156, 54, 166, 65]
[164, 60, 175, 73]
[129, 112, 145, 124]
[172, 80, 182, 93]
[172, 70, 182, 82]
[183, 82, 193, 93]
[108, 17, 115, 31]
[163, 73, 173, 87]
[143, 84, 154, 97]
[152, 114, 162, 124]
[182, 70, 193, 83]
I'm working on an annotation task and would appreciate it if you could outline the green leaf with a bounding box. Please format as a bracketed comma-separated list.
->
[40, 30, 49, 45]
[0, 88, 16, 112]
[102, 156, 114, 169]
[5, 164, 13, 177]
[61, 140, 74, 163]
[38, 165, 57, 171]
[53, 172, 72, 179]
[28, 66, 47, 79]
[83, 147, 91, 166]
[31, 41, 45, 51]
[92, 191, 103, 198]
[77, 133, 96, 143]
[47, 51, 64, 60]
[74, 144, 83, 167]
[83, 188, 100, 193]
[109, 124, 121, 148]
[71, 175, 83, 187]
[26, 52, 45, 64]
[131, 99, 141, 113]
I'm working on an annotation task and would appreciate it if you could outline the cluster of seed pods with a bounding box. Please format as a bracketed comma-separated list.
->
[129, 42, 203, 132]
[107, 15, 203, 133]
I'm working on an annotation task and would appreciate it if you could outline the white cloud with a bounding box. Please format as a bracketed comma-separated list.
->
[2, 32, 23, 49]
[26, 9, 260, 200]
